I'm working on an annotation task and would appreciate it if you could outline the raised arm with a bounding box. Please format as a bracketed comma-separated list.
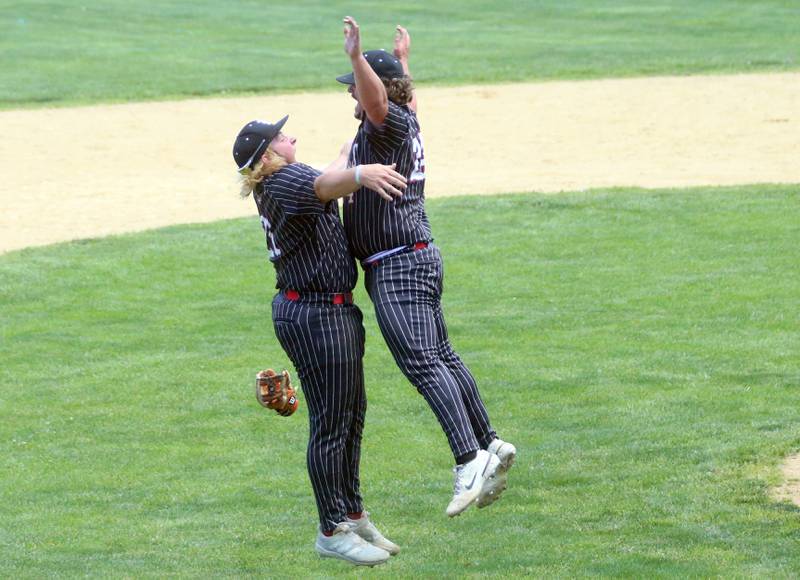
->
[343, 16, 388, 126]
[314, 163, 406, 203]
[394, 25, 417, 113]
[323, 140, 352, 173]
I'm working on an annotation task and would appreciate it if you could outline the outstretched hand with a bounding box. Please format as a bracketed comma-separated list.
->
[343, 16, 361, 58]
[394, 25, 410, 61]
[393, 24, 416, 111]
[360, 163, 407, 202]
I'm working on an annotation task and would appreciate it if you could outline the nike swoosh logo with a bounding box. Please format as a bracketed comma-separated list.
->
[464, 472, 478, 491]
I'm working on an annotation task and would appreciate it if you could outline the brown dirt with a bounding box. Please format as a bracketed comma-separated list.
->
[1, 72, 799, 254]
[772, 453, 800, 508]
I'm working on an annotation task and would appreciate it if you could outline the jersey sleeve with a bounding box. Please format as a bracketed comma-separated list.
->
[364, 101, 411, 153]
[264, 163, 323, 216]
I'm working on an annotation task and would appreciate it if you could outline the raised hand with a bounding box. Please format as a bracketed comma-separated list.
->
[394, 25, 411, 61]
[393, 24, 416, 111]
[343, 16, 361, 58]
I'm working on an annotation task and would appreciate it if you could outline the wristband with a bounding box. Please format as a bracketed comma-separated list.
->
[354, 165, 362, 185]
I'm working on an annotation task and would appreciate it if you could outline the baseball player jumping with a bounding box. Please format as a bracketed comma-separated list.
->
[337, 17, 517, 517]
[234, 116, 407, 565]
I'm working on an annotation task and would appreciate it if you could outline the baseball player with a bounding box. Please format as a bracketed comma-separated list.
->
[234, 115, 407, 565]
[337, 17, 517, 517]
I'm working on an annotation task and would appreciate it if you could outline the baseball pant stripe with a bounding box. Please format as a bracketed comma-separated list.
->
[431, 299, 497, 448]
[366, 244, 494, 459]
[272, 293, 366, 531]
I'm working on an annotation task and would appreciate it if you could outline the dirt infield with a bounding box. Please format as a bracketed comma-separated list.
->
[1, 72, 799, 255]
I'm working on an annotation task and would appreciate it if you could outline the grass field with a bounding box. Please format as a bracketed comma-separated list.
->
[2, 0, 799, 108]
[2, 186, 799, 576]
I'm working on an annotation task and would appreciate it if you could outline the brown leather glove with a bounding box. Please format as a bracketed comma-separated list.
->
[255, 369, 298, 417]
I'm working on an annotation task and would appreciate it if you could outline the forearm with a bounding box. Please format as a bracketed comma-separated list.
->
[398, 56, 418, 113]
[314, 167, 360, 202]
[323, 152, 349, 173]
[352, 53, 388, 124]
[315, 163, 406, 203]
[394, 25, 417, 112]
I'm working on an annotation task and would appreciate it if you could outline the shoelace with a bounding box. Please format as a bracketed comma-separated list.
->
[331, 521, 373, 548]
[349, 511, 385, 543]
[327, 522, 372, 557]
[332, 522, 357, 535]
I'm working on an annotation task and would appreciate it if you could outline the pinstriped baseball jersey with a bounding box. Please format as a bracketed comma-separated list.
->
[254, 163, 357, 292]
[344, 101, 431, 260]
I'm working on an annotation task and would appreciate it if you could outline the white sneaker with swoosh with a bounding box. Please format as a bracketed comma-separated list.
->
[446, 449, 501, 517]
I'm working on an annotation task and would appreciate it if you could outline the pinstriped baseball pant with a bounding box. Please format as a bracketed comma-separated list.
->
[365, 243, 496, 460]
[272, 292, 366, 531]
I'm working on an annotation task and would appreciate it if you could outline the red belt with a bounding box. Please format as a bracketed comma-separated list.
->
[284, 289, 353, 305]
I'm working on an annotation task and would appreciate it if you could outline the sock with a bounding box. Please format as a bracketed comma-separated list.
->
[322, 529, 334, 537]
[347, 511, 363, 520]
[456, 450, 478, 466]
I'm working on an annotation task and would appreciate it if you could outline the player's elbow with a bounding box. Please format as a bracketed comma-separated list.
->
[313, 176, 333, 202]
[365, 104, 388, 127]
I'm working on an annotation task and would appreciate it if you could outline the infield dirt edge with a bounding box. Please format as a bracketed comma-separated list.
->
[1, 72, 799, 255]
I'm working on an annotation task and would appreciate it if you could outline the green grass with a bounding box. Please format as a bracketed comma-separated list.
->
[2, 0, 799, 108]
[1, 185, 800, 577]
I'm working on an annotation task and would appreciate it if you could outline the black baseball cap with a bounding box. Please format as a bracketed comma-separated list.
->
[336, 49, 404, 85]
[233, 115, 289, 173]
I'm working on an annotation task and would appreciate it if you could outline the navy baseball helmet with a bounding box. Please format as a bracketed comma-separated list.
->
[336, 49, 404, 85]
[233, 115, 288, 173]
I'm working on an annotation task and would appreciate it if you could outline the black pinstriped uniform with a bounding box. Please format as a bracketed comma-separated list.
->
[255, 162, 366, 531]
[345, 102, 497, 460]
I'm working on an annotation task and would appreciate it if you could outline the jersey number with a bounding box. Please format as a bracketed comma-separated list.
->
[260, 215, 282, 260]
[410, 133, 426, 183]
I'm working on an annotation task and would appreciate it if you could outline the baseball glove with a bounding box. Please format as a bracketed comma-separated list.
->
[255, 369, 298, 417]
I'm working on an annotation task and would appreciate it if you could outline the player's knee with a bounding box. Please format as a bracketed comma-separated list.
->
[400, 344, 439, 367]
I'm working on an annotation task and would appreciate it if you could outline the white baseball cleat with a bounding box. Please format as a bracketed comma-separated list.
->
[446, 449, 501, 517]
[346, 511, 400, 555]
[315, 522, 391, 566]
[477, 438, 517, 508]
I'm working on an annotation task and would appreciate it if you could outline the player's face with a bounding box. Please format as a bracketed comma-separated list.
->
[348, 84, 363, 119]
[269, 132, 297, 163]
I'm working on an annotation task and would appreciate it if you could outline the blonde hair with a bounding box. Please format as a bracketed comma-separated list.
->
[383, 76, 414, 106]
[239, 149, 289, 198]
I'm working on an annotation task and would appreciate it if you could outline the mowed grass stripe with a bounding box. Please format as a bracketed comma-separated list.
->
[1, 185, 799, 576]
[2, 0, 799, 107]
